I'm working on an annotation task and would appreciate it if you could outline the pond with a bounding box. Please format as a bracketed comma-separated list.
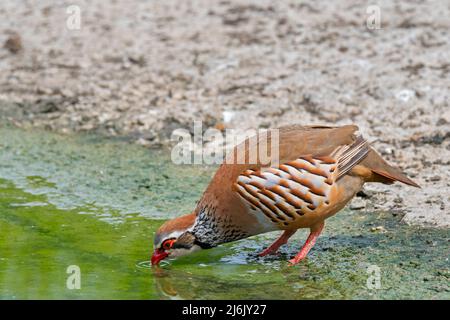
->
[0, 124, 448, 299]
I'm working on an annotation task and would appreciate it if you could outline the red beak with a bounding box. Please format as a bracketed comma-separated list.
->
[151, 249, 169, 266]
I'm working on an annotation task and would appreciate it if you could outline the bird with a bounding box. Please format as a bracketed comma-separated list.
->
[151, 125, 419, 266]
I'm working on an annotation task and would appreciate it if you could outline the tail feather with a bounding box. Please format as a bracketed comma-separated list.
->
[361, 149, 420, 188]
[333, 136, 420, 188]
[371, 167, 420, 188]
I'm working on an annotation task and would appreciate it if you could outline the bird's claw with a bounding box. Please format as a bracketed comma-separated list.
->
[287, 257, 306, 266]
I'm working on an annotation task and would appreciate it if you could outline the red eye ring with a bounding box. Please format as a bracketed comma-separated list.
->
[162, 239, 175, 250]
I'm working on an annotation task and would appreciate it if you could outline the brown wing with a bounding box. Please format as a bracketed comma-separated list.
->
[216, 125, 358, 185]
[227, 124, 358, 169]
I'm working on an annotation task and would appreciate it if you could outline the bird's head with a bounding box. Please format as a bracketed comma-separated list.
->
[151, 213, 201, 265]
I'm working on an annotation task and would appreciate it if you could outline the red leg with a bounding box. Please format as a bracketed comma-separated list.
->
[259, 229, 297, 257]
[288, 222, 324, 265]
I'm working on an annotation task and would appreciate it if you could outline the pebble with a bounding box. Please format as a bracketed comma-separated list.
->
[370, 226, 387, 233]
[350, 198, 366, 210]
[3, 33, 22, 53]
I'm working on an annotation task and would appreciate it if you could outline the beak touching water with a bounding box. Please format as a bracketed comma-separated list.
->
[151, 249, 169, 266]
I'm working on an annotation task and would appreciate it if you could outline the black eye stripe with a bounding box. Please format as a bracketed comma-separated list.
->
[172, 242, 191, 249]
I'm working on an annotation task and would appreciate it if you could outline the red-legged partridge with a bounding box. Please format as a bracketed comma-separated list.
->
[152, 125, 419, 265]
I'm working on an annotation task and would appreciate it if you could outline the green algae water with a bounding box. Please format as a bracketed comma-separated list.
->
[0, 124, 448, 299]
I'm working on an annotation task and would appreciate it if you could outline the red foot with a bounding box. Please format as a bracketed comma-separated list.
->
[288, 255, 307, 266]
[288, 222, 324, 266]
[258, 229, 296, 257]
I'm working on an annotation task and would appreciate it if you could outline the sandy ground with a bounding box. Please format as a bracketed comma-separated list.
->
[0, 0, 449, 227]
